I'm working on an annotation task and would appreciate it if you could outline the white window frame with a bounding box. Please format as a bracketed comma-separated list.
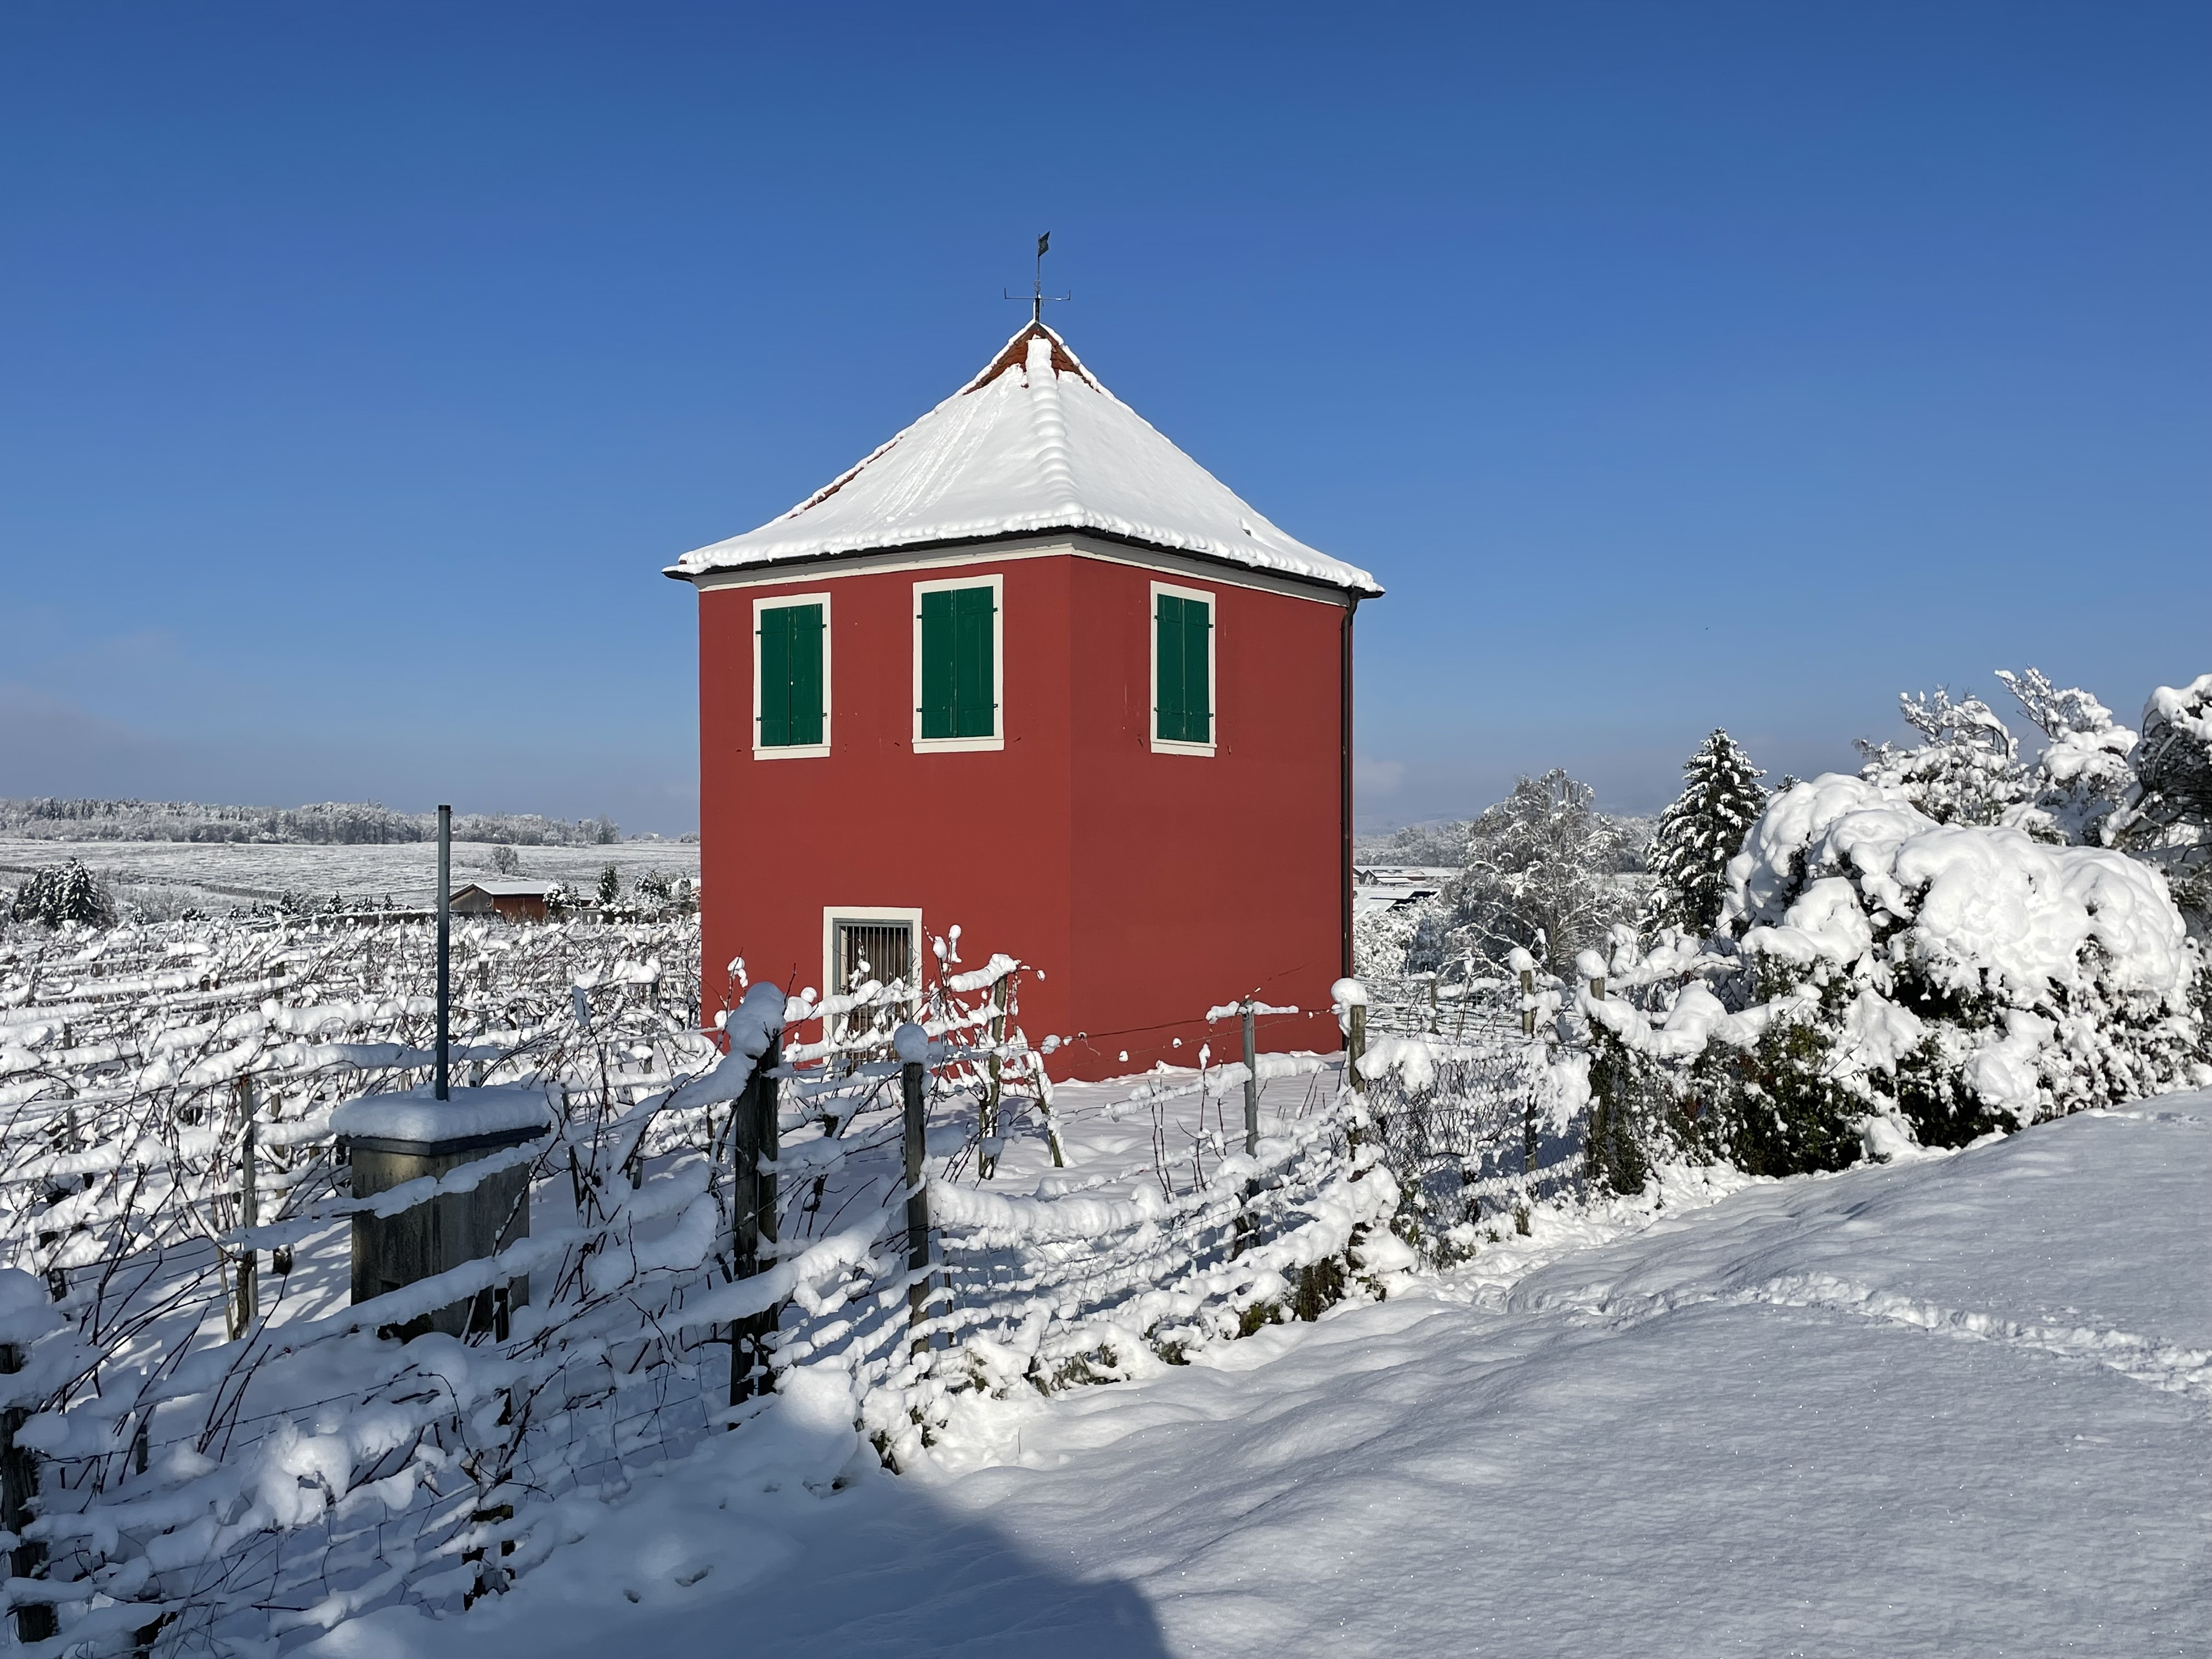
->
[752, 590, 833, 760]
[821, 905, 925, 1001]
[1149, 579, 1218, 757]
[911, 572, 1005, 754]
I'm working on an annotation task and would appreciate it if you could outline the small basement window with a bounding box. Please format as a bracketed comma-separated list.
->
[1152, 582, 1215, 754]
[913, 575, 1002, 752]
[824, 909, 921, 999]
[754, 593, 831, 758]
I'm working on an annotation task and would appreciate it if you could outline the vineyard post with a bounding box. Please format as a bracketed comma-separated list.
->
[1, 1341, 53, 1644]
[899, 1035, 932, 1354]
[435, 804, 451, 1102]
[1240, 1000, 1259, 1157]
[230, 1076, 259, 1340]
[729, 1044, 782, 1405]
[1348, 1002, 1367, 1098]
[980, 978, 1006, 1181]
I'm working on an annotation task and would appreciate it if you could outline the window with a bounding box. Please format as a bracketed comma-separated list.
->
[822, 906, 922, 1001]
[753, 593, 831, 758]
[912, 575, 1003, 752]
[1151, 582, 1216, 754]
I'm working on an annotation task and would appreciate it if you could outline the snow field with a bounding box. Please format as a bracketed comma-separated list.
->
[373, 1096, 2212, 1658]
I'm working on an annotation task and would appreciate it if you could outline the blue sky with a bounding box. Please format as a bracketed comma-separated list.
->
[2, 2, 2205, 835]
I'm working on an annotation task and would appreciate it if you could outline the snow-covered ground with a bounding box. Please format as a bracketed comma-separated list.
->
[0, 839, 698, 912]
[320, 1092, 2212, 1658]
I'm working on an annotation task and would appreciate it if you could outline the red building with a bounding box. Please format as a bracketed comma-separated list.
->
[668, 322, 1381, 1079]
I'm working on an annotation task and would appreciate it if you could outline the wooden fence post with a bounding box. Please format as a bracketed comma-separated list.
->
[728, 1048, 782, 1406]
[980, 979, 1006, 1181]
[900, 1043, 932, 1355]
[1348, 1002, 1367, 1100]
[1, 1341, 54, 1644]
[1240, 1000, 1259, 1157]
[229, 1076, 258, 1341]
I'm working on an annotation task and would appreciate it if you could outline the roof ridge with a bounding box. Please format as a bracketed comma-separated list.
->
[961, 318, 1103, 395]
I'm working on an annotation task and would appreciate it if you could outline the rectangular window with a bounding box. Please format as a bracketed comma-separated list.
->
[753, 592, 831, 758]
[1152, 582, 1216, 754]
[913, 575, 1003, 752]
[821, 905, 923, 1010]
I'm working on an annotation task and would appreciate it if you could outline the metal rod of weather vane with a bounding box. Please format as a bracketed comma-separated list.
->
[435, 804, 451, 1101]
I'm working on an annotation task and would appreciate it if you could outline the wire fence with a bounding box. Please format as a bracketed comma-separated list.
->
[0, 917, 1440, 1656]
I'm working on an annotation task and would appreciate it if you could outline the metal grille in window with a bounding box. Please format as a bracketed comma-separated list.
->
[834, 921, 914, 992]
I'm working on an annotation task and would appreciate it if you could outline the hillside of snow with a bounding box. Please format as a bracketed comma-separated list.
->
[326, 1093, 2212, 1658]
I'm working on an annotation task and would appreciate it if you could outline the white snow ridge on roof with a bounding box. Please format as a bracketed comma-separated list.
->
[669, 323, 1380, 594]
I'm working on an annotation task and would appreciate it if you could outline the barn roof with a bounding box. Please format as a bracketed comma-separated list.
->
[452, 879, 554, 898]
[666, 323, 1380, 595]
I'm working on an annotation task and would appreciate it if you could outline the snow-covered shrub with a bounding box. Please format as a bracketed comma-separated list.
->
[2118, 673, 2212, 936]
[9, 859, 114, 928]
[1857, 687, 2033, 827]
[1586, 773, 2204, 1176]
[1642, 729, 1767, 937]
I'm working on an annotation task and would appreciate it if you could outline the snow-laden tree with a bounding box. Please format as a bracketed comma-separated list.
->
[490, 843, 522, 875]
[1641, 730, 1767, 938]
[2117, 673, 2212, 933]
[10, 860, 114, 928]
[596, 864, 622, 905]
[1857, 688, 2032, 826]
[1995, 668, 2137, 845]
[1439, 770, 1638, 978]
[1356, 820, 1474, 867]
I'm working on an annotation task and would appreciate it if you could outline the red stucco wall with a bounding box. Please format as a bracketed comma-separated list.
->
[695, 546, 1346, 1081]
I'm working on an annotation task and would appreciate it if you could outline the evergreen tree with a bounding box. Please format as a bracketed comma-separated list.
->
[1643, 730, 1767, 936]
[11, 859, 114, 928]
[596, 864, 622, 906]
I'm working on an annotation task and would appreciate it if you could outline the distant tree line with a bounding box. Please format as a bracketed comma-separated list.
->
[0, 798, 623, 847]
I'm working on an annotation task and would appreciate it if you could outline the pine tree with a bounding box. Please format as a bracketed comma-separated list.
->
[596, 864, 622, 906]
[1644, 730, 1767, 936]
[11, 859, 114, 928]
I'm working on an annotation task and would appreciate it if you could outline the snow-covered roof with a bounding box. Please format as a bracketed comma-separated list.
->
[453, 879, 554, 898]
[668, 323, 1381, 595]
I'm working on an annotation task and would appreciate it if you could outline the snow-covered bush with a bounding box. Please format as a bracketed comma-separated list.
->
[2118, 673, 2212, 935]
[1585, 774, 2205, 1180]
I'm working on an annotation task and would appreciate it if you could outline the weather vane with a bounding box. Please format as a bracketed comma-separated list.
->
[1006, 232, 1071, 324]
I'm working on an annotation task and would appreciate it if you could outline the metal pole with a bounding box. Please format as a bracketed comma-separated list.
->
[435, 804, 450, 1101]
[1242, 1001, 1259, 1157]
[902, 1058, 931, 1352]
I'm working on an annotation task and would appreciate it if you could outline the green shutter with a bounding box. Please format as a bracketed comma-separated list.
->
[787, 603, 823, 744]
[919, 589, 956, 738]
[758, 602, 823, 748]
[921, 585, 996, 740]
[759, 606, 792, 747]
[1156, 594, 1211, 743]
[953, 585, 995, 738]
[1182, 595, 1210, 743]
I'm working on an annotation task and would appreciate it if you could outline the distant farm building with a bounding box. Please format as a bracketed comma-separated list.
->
[667, 321, 1381, 1079]
[449, 879, 553, 923]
